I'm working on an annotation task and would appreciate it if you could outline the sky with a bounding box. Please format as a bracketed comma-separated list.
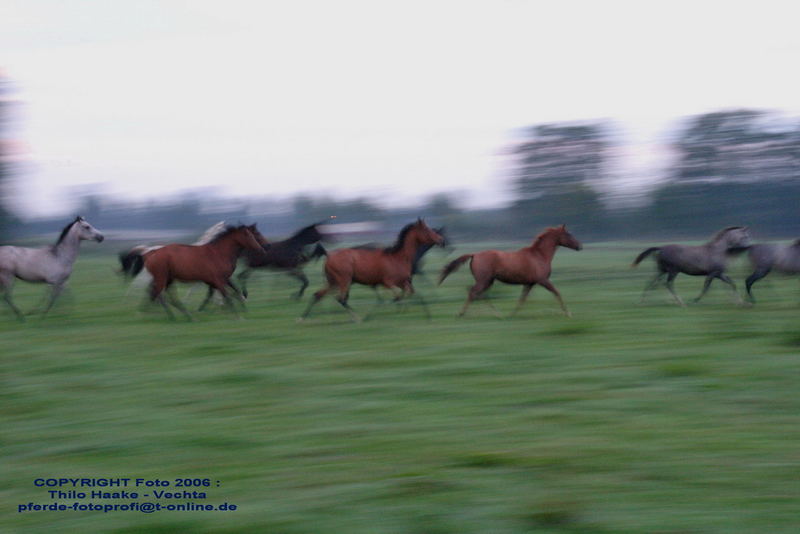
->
[2, 0, 800, 218]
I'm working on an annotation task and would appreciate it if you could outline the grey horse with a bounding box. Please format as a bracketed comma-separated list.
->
[0, 216, 104, 320]
[632, 226, 751, 306]
[744, 239, 800, 303]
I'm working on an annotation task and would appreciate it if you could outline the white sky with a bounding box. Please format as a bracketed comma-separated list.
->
[2, 0, 800, 217]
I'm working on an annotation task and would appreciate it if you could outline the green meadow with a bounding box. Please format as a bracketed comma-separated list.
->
[2, 243, 799, 533]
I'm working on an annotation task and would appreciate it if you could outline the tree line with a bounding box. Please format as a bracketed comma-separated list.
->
[3, 108, 800, 242]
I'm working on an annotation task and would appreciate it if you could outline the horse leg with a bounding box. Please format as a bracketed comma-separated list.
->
[745, 268, 770, 303]
[336, 286, 361, 323]
[198, 286, 215, 311]
[665, 271, 685, 307]
[288, 269, 309, 299]
[0, 276, 24, 322]
[300, 286, 330, 320]
[639, 271, 665, 303]
[458, 278, 493, 317]
[539, 279, 571, 317]
[227, 279, 246, 309]
[40, 282, 65, 317]
[397, 279, 431, 320]
[692, 273, 717, 303]
[237, 268, 252, 300]
[716, 272, 744, 305]
[166, 284, 193, 321]
[212, 282, 241, 319]
[510, 284, 535, 316]
[149, 275, 176, 320]
[411, 287, 431, 321]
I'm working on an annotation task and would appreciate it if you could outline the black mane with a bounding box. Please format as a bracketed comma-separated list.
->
[54, 217, 81, 246]
[384, 222, 416, 253]
[288, 222, 324, 245]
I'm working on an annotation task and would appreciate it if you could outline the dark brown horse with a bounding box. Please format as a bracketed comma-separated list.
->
[439, 225, 582, 317]
[123, 225, 265, 319]
[300, 219, 444, 322]
[236, 222, 328, 300]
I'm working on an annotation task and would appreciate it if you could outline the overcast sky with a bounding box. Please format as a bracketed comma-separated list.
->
[2, 0, 800, 218]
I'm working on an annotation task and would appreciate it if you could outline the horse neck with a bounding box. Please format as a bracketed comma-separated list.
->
[206, 234, 246, 259]
[705, 235, 731, 254]
[528, 232, 560, 262]
[391, 230, 424, 263]
[52, 227, 82, 264]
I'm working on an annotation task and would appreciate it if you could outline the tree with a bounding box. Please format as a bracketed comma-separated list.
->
[508, 121, 612, 238]
[672, 109, 800, 183]
[0, 74, 15, 240]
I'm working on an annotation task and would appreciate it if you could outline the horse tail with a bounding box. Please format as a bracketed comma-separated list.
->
[439, 254, 473, 284]
[631, 247, 660, 268]
[118, 249, 146, 278]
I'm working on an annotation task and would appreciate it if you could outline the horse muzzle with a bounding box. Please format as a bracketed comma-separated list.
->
[95, 235, 105, 243]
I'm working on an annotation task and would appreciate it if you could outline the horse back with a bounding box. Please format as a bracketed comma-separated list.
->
[144, 244, 231, 282]
[0, 246, 65, 283]
[471, 249, 550, 284]
[325, 248, 410, 287]
[658, 244, 725, 274]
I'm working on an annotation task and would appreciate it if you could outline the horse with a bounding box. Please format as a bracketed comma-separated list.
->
[353, 226, 450, 301]
[119, 221, 230, 295]
[122, 224, 266, 320]
[0, 216, 104, 320]
[631, 226, 752, 306]
[236, 222, 328, 300]
[744, 239, 800, 303]
[300, 219, 445, 322]
[438, 224, 581, 318]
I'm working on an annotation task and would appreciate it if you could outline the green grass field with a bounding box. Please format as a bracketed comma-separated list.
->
[2, 243, 799, 533]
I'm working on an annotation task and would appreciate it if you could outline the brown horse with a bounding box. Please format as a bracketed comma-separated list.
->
[300, 219, 445, 322]
[124, 224, 266, 319]
[439, 225, 582, 317]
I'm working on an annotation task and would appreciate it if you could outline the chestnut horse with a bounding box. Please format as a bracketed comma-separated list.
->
[439, 225, 582, 317]
[300, 219, 444, 322]
[124, 224, 265, 319]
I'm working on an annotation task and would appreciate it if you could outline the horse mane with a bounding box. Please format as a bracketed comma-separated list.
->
[530, 226, 561, 246]
[384, 222, 416, 253]
[194, 221, 228, 245]
[208, 224, 247, 243]
[54, 217, 81, 246]
[289, 222, 322, 243]
[710, 226, 745, 243]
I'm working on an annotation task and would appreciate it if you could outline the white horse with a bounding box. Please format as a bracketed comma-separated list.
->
[0, 216, 104, 320]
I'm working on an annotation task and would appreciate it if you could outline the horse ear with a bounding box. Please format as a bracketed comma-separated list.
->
[560, 223, 566, 230]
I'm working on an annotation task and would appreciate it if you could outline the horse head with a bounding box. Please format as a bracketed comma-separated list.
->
[73, 216, 105, 243]
[414, 218, 445, 246]
[556, 224, 582, 251]
[247, 224, 271, 249]
[719, 226, 752, 251]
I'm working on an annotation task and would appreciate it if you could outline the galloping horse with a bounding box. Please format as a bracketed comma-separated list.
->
[123, 225, 265, 319]
[0, 216, 104, 320]
[300, 219, 444, 322]
[119, 221, 230, 298]
[632, 226, 751, 306]
[744, 239, 800, 303]
[353, 226, 450, 300]
[439, 225, 581, 317]
[237, 222, 328, 300]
